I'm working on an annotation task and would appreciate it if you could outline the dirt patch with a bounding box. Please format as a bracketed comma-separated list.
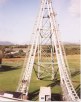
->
[3, 58, 24, 62]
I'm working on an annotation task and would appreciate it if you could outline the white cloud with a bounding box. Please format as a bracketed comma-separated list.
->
[69, 0, 80, 17]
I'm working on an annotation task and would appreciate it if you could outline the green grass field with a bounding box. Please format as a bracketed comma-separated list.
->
[0, 54, 80, 101]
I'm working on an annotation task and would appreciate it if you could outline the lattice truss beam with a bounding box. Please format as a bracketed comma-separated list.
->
[17, 0, 80, 101]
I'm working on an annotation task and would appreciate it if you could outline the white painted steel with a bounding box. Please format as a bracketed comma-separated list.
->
[17, 0, 47, 95]
[17, 0, 80, 101]
[46, 0, 79, 101]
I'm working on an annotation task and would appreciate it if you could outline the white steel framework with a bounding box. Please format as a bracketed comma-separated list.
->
[17, 0, 80, 101]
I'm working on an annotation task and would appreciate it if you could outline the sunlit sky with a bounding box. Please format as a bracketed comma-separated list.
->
[0, 0, 80, 44]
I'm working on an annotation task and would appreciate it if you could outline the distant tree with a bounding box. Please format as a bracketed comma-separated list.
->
[0, 50, 3, 64]
[19, 49, 24, 54]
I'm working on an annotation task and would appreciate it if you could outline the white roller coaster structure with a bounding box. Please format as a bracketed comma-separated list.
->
[0, 0, 80, 101]
[16, 0, 80, 101]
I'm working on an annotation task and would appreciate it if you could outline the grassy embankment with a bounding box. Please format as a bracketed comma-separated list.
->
[0, 45, 80, 101]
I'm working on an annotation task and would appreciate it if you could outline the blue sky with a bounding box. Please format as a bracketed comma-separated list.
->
[0, 0, 80, 44]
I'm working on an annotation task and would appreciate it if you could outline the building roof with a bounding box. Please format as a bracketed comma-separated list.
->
[39, 87, 51, 95]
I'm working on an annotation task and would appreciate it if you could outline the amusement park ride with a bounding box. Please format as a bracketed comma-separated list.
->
[0, 0, 80, 101]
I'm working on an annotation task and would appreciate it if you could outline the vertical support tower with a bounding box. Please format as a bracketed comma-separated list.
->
[17, 0, 79, 101]
[37, 0, 56, 80]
